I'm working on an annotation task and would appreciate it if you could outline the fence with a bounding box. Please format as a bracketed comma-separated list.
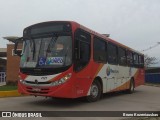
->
[145, 73, 160, 83]
[0, 72, 6, 86]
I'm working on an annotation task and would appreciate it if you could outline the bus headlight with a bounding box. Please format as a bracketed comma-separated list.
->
[20, 79, 25, 84]
[51, 73, 72, 86]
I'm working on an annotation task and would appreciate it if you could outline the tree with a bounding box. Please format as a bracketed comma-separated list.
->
[144, 54, 158, 68]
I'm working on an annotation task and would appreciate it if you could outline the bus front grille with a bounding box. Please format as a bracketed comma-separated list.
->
[26, 87, 50, 94]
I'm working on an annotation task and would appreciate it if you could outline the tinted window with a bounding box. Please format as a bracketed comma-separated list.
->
[108, 43, 118, 64]
[133, 53, 139, 66]
[127, 51, 133, 66]
[94, 37, 107, 62]
[139, 55, 144, 68]
[118, 47, 126, 65]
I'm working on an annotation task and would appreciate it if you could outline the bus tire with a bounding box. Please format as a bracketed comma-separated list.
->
[126, 78, 135, 94]
[86, 80, 102, 102]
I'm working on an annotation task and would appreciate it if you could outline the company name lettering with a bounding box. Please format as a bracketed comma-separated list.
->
[110, 69, 119, 74]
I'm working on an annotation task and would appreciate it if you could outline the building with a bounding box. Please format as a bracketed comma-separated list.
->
[145, 67, 160, 83]
[3, 37, 22, 84]
[0, 48, 7, 85]
[6, 44, 22, 84]
[0, 48, 7, 72]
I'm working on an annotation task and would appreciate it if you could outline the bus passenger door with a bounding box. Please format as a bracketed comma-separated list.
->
[73, 29, 92, 97]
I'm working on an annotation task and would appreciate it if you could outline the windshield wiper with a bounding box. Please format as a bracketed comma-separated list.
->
[46, 33, 58, 53]
[30, 38, 36, 60]
[63, 47, 70, 66]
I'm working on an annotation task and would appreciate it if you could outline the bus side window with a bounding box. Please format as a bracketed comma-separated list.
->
[118, 47, 127, 66]
[107, 43, 118, 65]
[127, 51, 133, 66]
[139, 55, 144, 68]
[93, 37, 107, 63]
[133, 53, 139, 67]
[74, 29, 91, 72]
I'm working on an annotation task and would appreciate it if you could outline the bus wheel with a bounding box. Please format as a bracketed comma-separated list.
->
[86, 80, 102, 102]
[126, 78, 134, 94]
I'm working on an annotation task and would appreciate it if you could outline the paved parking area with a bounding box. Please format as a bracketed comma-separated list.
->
[0, 85, 160, 120]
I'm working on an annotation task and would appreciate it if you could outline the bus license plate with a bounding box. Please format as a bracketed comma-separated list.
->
[32, 88, 41, 92]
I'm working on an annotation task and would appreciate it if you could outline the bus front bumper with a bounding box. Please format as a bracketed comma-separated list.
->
[18, 80, 76, 98]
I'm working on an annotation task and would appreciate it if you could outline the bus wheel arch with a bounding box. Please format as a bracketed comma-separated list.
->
[95, 76, 103, 92]
[131, 77, 135, 87]
[86, 77, 103, 102]
[126, 77, 135, 94]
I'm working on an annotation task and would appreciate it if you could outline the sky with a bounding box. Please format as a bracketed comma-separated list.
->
[0, 0, 160, 66]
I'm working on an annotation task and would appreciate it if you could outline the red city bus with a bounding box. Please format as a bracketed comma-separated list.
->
[15, 21, 145, 102]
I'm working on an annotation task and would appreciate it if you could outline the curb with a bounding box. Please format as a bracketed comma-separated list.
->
[145, 83, 160, 87]
[0, 90, 21, 98]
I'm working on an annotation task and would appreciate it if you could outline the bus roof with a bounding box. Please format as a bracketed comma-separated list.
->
[24, 21, 143, 55]
[76, 22, 143, 55]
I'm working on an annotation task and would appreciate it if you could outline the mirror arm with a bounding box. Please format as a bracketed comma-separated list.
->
[14, 37, 23, 57]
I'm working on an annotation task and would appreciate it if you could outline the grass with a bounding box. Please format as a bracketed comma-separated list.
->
[0, 85, 18, 91]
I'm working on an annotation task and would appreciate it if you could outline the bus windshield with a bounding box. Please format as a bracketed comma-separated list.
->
[20, 36, 72, 68]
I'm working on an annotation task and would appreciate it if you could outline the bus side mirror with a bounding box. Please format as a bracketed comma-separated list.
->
[14, 38, 23, 57]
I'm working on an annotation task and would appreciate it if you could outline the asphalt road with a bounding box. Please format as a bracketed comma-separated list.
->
[0, 85, 160, 120]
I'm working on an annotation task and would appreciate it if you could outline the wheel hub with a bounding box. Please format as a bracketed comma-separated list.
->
[90, 84, 98, 98]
